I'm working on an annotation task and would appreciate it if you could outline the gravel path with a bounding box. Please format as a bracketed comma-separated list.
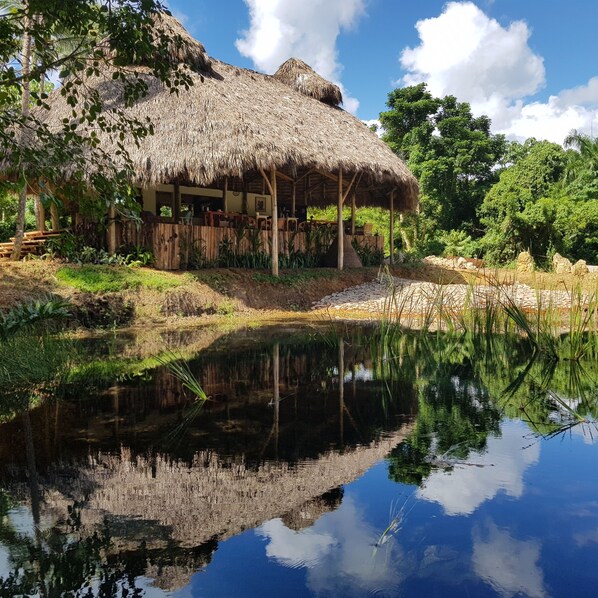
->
[313, 276, 580, 315]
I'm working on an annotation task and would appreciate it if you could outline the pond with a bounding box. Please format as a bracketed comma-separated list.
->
[1, 324, 597, 597]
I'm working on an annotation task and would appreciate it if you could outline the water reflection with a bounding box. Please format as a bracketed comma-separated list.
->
[0, 325, 597, 595]
[472, 521, 547, 598]
[418, 420, 540, 515]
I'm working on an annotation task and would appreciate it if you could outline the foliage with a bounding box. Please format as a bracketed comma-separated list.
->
[1, 0, 196, 258]
[478, 140, 567, 264]
[44, 231, 153, 265]
[308, 205, 393, 254]
[380, 83, 506, 252]
[0, 295, 70, 340]
[352, 239, 384, 266]
[0, 334, 73, 399]
[55, 264, 186, 293]
[439, 229, 478, 258]
[252, 270, 330, 287]
[563, 130, 598, 201]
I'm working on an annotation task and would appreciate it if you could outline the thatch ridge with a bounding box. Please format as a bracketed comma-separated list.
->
[38, 17, 418, 210]
[150, 12, 212, 73]
[274, 58, 342, 106]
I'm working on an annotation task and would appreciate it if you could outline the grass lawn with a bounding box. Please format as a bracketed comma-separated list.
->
[55, 265, 190, 293]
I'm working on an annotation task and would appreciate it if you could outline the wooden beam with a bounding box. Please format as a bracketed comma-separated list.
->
[295, 168, 315, 184]
[306, 180, 324, 195]
[275, 171, 294, 183]
[223, 177, 228, 211]
[391, 190, 396, 261]
[314, 168, 339, 183]
[341, 171, 359, 204]
[337, 167, 344, 271]
[351, 192, 356, 236]
[271, 168, 279, 277]
[259, 167, 275, 197]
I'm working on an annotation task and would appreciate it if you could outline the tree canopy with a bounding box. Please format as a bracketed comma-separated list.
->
[0, 0, 195, 257]
[380, 83, 506, 253]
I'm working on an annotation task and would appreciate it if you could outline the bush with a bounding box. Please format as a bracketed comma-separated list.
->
[439, 230, 478, 258]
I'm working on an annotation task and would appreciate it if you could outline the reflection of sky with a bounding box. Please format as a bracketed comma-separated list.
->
[473, 520, 547, 598]
[418, 420, 540, 515]
[258, 497, 405, 597]
[343, 363, 373, 382]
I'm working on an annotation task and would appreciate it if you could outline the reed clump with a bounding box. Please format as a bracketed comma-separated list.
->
[377, 268, 598, 362]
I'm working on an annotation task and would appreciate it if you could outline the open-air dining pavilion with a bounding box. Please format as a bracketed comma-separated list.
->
[39, 14, 419, 272]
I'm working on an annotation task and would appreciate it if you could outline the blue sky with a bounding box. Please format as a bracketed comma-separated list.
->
[166, 0, 598, 143]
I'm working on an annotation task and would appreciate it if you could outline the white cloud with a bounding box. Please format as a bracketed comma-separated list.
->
[417, 420, 540, 516]
[473, 520, 547, 598]
[399, 1, 598, 143]
[361, 119, 384, 137]
[236, 0, 366, 113]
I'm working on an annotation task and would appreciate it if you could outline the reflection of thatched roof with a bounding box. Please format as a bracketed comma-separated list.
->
[274, 58, 342, 106]
[39, 16, 418, 210]
[20, 423, 413, 553]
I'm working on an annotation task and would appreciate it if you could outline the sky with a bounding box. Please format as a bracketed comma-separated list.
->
[165, 0, 598, 144]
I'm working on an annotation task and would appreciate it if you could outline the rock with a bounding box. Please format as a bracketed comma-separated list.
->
[552, 253, 572, 274]
[516, 251, 534, 273]
[571, 259, 589, 276]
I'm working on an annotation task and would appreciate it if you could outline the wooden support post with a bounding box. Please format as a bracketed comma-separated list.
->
[291, 181, 296, 217]
[273, 343, 280, 459]
[223, 176, 228, 211]
[242, 180, 248, 214]
[351, 192, 356, 236]
[34, 196, 45, 232]
[271, 168, 279, 276]
[50, 203, 60, 231]
[339, 337, 344, 445]
[337, 167, 344, 271]
[107, 203, 117, 254]
[390, 188, 395, 267]
[173, 182, 181, 223]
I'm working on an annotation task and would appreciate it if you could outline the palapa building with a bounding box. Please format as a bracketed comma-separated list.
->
[40, 14, 418, 272]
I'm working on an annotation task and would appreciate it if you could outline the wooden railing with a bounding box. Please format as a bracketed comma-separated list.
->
[122, 222, 383, 270]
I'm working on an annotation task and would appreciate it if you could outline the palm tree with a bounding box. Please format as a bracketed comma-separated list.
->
[563, 129, 598, 184]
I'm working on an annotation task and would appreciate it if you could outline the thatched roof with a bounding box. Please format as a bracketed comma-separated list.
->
[38, 16, 418, 210]
[149, 12, 212, 73]
[274, 58, 342, 106]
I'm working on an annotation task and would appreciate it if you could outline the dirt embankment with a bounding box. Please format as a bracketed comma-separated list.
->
[1, 259, 596, 331]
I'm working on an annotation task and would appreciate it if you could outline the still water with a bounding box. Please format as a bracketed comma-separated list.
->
[1, 324, 597, 597]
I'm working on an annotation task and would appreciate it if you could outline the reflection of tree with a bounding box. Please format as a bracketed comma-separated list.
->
[387, 358, 501, 486]
[0, 502, 217, 595]
[384, 330, 598, 487]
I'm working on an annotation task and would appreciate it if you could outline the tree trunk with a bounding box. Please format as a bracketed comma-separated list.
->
[12, 9, 33, 261]
[34, 71, 46, 232]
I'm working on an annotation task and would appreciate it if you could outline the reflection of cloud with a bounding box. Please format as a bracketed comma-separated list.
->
[418, 420, 540, 515]
[259, 519, 336, 567]
[258, 497, 406, 596]
[0, 545, 9, 581]
[473, 521, 547, 598]
[570, 422, 598, 445]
